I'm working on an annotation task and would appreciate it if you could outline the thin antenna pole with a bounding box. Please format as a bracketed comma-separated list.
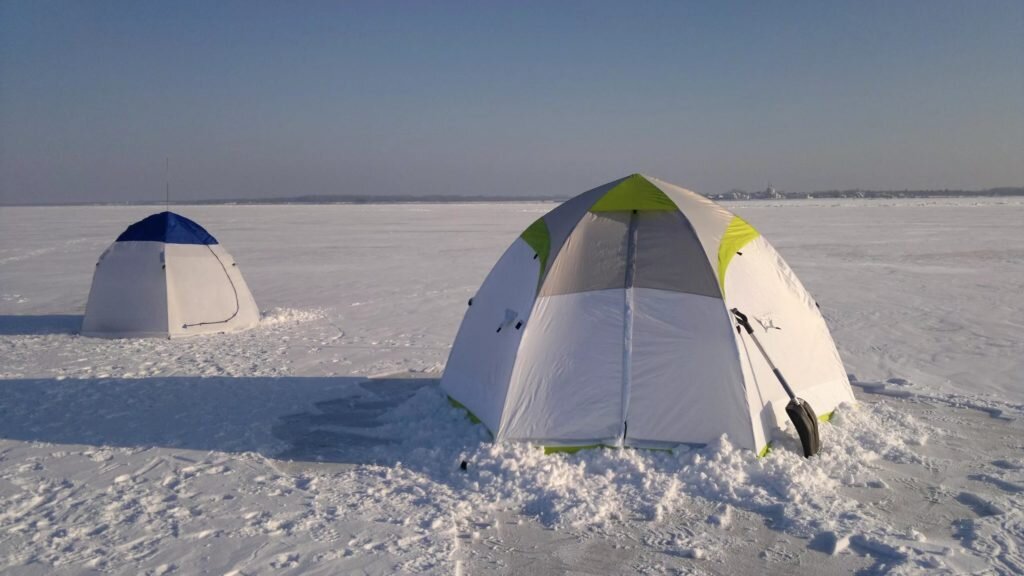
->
[165, 157, 170, 210]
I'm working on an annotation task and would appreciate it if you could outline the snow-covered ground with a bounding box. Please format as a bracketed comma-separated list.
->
[0, 199, 1021, 575]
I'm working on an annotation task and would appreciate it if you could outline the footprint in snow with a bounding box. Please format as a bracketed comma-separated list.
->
[955, 491, 1005, 517]
[967, 473, 1024, 494]
[991, 459, 1023, 470]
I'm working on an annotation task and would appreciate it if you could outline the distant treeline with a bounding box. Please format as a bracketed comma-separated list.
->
[4, 188, 1023, 206]
[103, 187, 1024, 204]
[184, 194, 567, 205]
[4, 194, 567, 206]
[708, 187, 1024, 201]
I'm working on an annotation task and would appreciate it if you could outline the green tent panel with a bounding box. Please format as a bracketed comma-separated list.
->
[520, 217, 552, 281]
[590, 173, 678, 212]
[717, 215, 760, 291]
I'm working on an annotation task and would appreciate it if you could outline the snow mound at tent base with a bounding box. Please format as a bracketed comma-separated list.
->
[274, 377, 1000, 572]
[3, 376, 1018, 574]
[260, 307, 328, 327]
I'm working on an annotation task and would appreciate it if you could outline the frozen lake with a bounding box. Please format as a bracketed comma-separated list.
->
[1, 199, 1022, 574]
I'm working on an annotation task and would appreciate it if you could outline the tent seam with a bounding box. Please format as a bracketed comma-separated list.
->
[162, 248, 171, 337]
[619, 211, 639, 446]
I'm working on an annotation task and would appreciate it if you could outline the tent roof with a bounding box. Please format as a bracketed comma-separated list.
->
[115, 212, 218, 245]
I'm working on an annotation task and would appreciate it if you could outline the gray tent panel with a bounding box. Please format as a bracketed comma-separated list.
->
[540, 210, 721, 299]
[540, 212, 629, 297]
[633, 211, 722, 298]
[540, 177, 629, 266]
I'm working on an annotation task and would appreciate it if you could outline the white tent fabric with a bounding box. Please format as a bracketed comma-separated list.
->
[442, 174, 855, 454]
[82, 212, 260, 339]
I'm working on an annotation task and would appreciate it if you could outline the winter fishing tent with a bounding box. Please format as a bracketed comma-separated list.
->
[81, 211, 260, 339]
[442, 174, 855, 454]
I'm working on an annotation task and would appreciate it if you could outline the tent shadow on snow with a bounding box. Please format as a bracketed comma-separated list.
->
[272, 377, 440, 463]
[0, 375, 437, 461]
[0, 314, 82, 335]
[0, 373, 824, 467]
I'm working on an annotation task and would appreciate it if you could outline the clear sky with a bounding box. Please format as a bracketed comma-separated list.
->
[1, 0, 1022, 203]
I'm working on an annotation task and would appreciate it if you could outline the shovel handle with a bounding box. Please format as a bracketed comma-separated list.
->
[731, 308, 797, 400]
[772, 368, 797, 401]
[733, 309, 820, 457]
[730, 308, 754, 335]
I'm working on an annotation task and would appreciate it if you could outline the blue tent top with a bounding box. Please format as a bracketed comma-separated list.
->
[116, 212, 218, 245]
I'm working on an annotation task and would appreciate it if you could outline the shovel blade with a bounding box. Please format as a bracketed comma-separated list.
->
[786, 398, 821, 458]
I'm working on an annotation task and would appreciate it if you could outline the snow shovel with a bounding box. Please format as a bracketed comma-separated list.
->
[730, 308, 821, 458]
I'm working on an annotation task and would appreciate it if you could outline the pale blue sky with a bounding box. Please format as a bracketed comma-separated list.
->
[1, 0, 1021, 203]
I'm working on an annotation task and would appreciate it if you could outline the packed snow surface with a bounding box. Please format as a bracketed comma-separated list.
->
[0, 199, 1022, 574]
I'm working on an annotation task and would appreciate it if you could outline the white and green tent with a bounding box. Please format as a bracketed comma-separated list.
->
[442, 174, 854, 454]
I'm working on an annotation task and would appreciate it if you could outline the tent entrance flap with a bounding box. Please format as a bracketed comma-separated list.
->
[180, 245, 241, 330]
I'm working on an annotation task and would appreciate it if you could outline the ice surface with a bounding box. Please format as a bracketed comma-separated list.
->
[0, 198, 1022, 574]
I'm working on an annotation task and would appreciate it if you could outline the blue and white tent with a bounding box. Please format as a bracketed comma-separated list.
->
[82, 212, 260, 338]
